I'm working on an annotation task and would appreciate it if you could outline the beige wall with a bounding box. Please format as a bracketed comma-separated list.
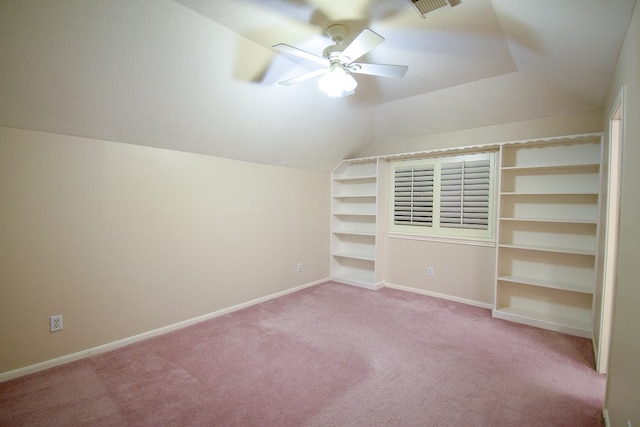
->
[385, 238, 496, 306]
[0, 127, 330, 374]
[361, 110, 603, 158]
[603, 1, 640, 424]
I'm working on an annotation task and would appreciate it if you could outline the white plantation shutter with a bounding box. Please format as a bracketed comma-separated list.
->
[394, 164, 434, 227]
[390, 152, 495, 239]
[439, 159, 491, 230]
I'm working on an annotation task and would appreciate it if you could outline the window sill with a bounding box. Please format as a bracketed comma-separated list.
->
[387, 232, 496, 247]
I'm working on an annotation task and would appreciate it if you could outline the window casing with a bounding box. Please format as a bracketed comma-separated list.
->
[390, 152, 496, 240]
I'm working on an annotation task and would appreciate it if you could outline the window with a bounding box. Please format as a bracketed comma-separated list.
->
[390, 152, 496, 240]
[393, 162, 435, 227]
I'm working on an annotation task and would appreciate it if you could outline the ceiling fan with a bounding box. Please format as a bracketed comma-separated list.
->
[272, 24, 408, 97]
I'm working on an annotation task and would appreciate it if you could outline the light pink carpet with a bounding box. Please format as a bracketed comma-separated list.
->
[0, 282, 605, 426]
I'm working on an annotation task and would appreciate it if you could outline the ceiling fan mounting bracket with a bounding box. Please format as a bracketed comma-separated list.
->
[323, 25, 353, 61]
[325, 24, 349, 44]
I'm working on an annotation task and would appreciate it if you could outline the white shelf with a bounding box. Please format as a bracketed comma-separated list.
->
[494, 137, 601, 338]
[332, 230, 376, 237]
[333, 194, 377, 199]
[331, 257, 377, 287]
[499, 217, 598, 224]
[497, 275, 593, 295]
[500, 139, 601, 169]
[331, 215, 376, 236]
[500, 165, 600, 195]
[331, 159, 381, 287]
[499, 194, 598, 223]
[332, 251, 376, 262]
[333, 175, 377, 182]
[500, 192, 598, 196]
[330, 274, 381, 290]
[501, 163, 600, 171]
[332, 211, 376, 217]
[498, 243, 595, 256]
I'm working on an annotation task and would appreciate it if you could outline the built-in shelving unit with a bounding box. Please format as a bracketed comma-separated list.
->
[330, 159, 385, 289]
[330, 134, 603, 337]
[492, 136, 602, 337]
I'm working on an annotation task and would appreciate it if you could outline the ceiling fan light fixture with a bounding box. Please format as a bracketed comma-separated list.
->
[273, 26, 407, 97]
[317, 63, 357, 97]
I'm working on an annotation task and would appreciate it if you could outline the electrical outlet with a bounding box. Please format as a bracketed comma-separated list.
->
[296, 262, 302, 272]
[50, 315, 63, 332]
[427, 267, 434, 277]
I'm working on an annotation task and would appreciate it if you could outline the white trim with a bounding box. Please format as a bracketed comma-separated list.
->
[491, 308, 592, 339]
[384, 282, 494, 309]
[597, 84, 625, 374]
[342, 132, 604, 163]
[602, 408, 610, 427]
[0, 278, 328, 383]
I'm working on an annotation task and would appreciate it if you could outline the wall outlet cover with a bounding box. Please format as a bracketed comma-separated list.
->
[50, 315, 63, 332]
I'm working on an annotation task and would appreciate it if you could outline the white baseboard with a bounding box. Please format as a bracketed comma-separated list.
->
[384, 282, 494, 310]
[0, 278, 328, 383]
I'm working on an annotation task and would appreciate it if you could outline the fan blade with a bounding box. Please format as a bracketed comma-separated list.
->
[278, 69, 327, 86]
[341, 29, 385, 64]
[350, 63, 408, 79]
[272, 43, 328, 68]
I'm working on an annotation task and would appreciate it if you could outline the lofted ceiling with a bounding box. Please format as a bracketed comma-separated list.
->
[0, 0, 636, 170]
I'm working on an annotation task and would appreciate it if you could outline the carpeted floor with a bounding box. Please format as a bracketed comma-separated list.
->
[0, 282, 605, 426]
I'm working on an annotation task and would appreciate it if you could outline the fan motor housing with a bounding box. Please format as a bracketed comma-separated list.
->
[323, 46, 346, 60]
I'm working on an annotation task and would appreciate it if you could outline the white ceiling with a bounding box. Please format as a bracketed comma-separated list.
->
[0, 0, 636, 170]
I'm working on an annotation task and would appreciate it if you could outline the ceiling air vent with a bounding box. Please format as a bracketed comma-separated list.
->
[409, 0, 461, 18]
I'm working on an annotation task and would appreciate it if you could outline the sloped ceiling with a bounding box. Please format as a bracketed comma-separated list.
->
[0, 0, 636, 170]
